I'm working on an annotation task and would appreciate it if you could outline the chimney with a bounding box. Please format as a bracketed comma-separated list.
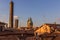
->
[9, 0, 14, 28]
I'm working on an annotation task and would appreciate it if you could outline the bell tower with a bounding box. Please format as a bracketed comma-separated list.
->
[27, 17, 33, 29]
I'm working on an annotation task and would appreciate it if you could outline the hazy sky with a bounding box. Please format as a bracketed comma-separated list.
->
[0, 0, 60, 27]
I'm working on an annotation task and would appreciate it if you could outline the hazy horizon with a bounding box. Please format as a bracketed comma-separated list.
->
[0, 0, 60, 27]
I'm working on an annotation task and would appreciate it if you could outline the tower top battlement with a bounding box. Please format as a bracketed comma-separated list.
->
[10, 0, 14, 4]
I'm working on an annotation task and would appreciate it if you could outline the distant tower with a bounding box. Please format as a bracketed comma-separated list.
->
[9, 0, 14, 28]
[14, 16, 19, 28]
[27, 17, 33, 29]
[15, 19, 19, 28]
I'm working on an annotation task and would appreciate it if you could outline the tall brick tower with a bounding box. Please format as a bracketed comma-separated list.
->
[9, 0, 14, 28]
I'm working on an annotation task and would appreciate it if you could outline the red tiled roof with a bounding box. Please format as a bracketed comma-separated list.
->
[39, 23, 60, 29]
